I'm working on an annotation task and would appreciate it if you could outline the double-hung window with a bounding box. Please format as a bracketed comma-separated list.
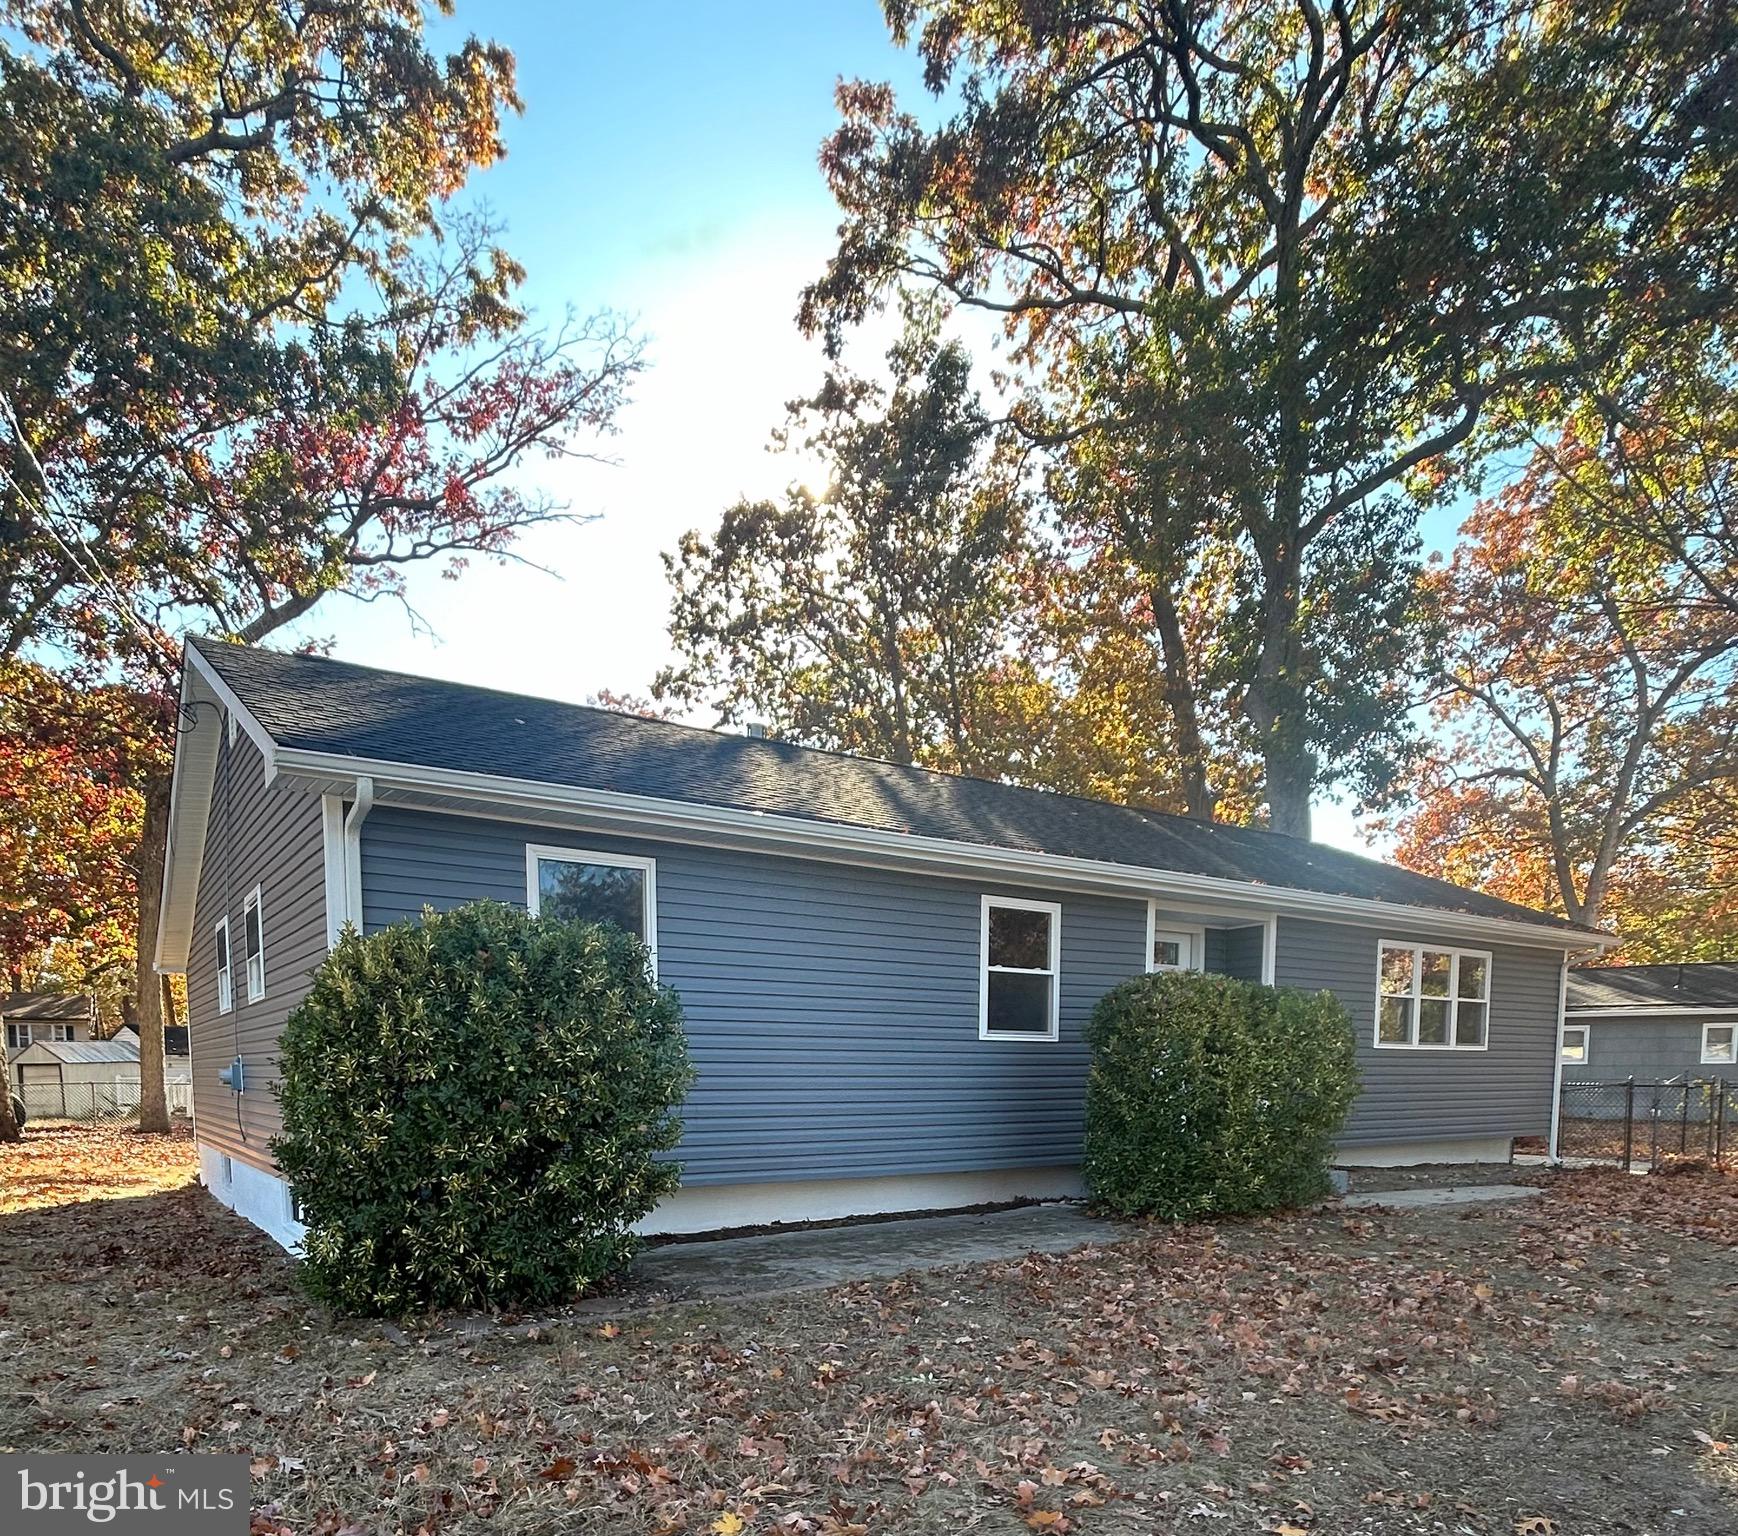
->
[1376, 941, 1490, 1050]
[214, 917, 233, 1014]
[1702, 1023, 1736, 1066]
[243, 886, 265, 1003]
[980, 896, 1060, 1041]
[5, 1023, 28, 1050]
[1560, 1023, 1589, 1064]
[526, 845, 658, 972]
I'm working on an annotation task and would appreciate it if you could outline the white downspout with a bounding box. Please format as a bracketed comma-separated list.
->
[343, 777, 374, 933]
[1548, 955, 1569, 1162]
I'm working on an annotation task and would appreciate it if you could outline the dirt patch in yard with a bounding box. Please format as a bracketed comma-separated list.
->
[2, 1132, 1736, 1535]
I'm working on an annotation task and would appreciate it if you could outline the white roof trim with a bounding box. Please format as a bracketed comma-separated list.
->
[269, 744, 1615, 953]
[153, 642, 282, 973]
[1564, 1004, 1738, 1018]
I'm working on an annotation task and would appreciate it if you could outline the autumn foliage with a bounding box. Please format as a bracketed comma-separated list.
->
[272, 903, 693, 1315]
[1082, 972, 1357, 1219]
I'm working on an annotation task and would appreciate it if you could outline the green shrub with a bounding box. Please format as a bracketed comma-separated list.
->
[272, 900, 693, 1315]
[1082, 970, 1358, 1219]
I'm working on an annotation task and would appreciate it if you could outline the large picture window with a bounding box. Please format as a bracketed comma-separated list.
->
[526, 845, 657, 971]
[980, 896, 1060, 1041]
[1376, 941, 1490, 1050]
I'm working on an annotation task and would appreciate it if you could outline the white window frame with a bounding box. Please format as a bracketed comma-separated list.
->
[243, 886, 266, 1004]
[1145, 907, 1207, 974]
[979, 895, 1061, 1043]
[5, 1022, 28, 1050]
[214, 915, 234, 1015]
[524, 844, 659, 976]
[1701, 1022, 1736, 1066]
[1560, 1023, 1589, 1064]
[47, 1023, 73, 1043]
[1374, 940, 1492, 1052]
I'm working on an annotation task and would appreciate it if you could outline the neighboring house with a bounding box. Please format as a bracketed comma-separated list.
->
[2, 991, 96, 1052]
[154, 640, 1615, 1250]
[1561, 964, 1738, 1087]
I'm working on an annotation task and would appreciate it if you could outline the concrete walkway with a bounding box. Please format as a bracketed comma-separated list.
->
[565, 1183, 1544, 1315]
[592, 1203, 1127, 1311]
[1342, 1183, 1543, 1210]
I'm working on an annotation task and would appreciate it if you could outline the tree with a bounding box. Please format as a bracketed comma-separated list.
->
[1386, 422, 1738, 952]
[656, 318, 1050, 776]
[802, 0, 1738, 835]
[0, 1, 640, 1129]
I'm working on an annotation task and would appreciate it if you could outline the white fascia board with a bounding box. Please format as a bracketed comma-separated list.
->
[271, 745, 1616, 954]
[153, 643, 284, 974]
[1564, 1004, 1738, 1018]
[183, 640, 279, 779]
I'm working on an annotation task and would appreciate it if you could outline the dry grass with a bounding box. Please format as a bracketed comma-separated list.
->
[2, 1129, 1736, 1535]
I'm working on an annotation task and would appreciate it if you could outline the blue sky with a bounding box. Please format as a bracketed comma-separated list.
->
[281, 1, 1407, 853]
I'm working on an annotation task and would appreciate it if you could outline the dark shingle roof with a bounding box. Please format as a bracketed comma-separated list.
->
[0, 991, 93, 1022]
[196, 639, 1593, 936]
[1567, 964, 1738, 1011]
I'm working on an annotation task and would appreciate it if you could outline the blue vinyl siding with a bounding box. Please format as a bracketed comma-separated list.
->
[1562, 1012, 1738, 1086]
[361, 807, 1147, 1184]
[1274, 917, 1565, 1146]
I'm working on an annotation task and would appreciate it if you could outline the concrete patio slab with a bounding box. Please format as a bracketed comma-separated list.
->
[589, 1202, 1128, 1312]
[1341, 1183, 1544, 1210]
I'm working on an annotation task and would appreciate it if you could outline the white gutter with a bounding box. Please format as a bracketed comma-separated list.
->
[1563, 1005, 1738, 1018]
[342, 776, 374, 930]
[271, 745, 1617, 955]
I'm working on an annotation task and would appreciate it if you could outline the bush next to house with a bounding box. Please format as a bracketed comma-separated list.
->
[1083, 971, 1357, 1220]
[272, 901, 694, 1315]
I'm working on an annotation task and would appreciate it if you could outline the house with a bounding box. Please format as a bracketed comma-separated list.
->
[10, 1033, 195, 1120]
[2, 991, 96, 1052]
[154, 639, 1615, 1250]
[1561, 964, 1738, 1086]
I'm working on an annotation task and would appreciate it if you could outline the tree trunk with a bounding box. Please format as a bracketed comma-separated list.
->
[0, 1034, 18, 1143]
[1147, 581, 1215, 820]
[134, 772, 172, 1134]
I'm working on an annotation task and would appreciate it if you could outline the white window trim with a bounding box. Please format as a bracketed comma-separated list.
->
[1373, 940, 1493, 1052]
[1701, 1021, 1736, 1066]
[6, 1023, 28, 1050]
[980, 894, 1061, 1042]
[214, 915, 234, 1015]
[1560, 1022, 1589, 1064]
[524, 843, 659, 976]
[1144, 907, 1207, 974]
[243, 885, 266, 1004]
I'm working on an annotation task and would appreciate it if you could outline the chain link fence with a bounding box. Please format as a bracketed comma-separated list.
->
[1558, 1078, 1730, 1171]
[16, 1078, 193, 1125]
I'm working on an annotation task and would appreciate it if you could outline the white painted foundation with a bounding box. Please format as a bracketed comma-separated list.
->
[199, 1141, 304, 1252]
[635, 1166, 1086, 1236]
[1333, 1135, 1516, 1168]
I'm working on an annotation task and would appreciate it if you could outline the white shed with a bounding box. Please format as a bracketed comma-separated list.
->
[11, 1038, 192, 1121]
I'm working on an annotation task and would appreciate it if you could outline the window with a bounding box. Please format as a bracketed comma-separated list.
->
[1702, 1023, 1736, 1066]
[1560, 1024, 1589, 1064]
[47, 1023, 73, 1043]
[214, 917, 233, 1014]
[243, 886, 265, 1003]
[219, 1153, 233, 1188]
[1147, 913, 1204, 974]
[5, 1023, 28, 1050]
[1376, 941, 1490, 1050]
[526, 846, 657, 970]
[980, 896, 1060, 1041]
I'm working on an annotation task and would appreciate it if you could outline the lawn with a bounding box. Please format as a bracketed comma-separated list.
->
[3, 1128, 1736, 1535]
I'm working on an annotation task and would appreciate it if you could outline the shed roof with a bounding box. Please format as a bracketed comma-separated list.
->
[13, 1039, 139, 1066]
